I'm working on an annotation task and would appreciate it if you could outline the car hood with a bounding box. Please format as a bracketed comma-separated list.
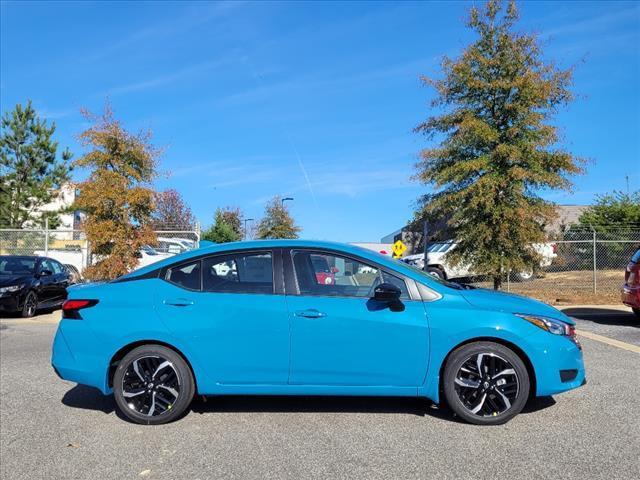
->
[0, 274, 32, 287]
[460, 288, 574, 325]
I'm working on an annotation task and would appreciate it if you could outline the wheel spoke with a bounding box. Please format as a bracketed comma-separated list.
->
[476, 354, 485, 375]
[148, 391, 157, 416]
[492, 368, 515, 380]
[495, 388, 512, 409]
[132, 360, 145, 382]
[455, 377, 480, 388]
[152, 360, 172, 379]
[123, 388, 145, 398]
[157, 384, 179, 398]
[470, 393, 487, 414]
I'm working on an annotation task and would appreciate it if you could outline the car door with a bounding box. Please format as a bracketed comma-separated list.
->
[49, 260, 70, 302]
[285, 249, 429, 387]
[154, 249, 290, 385]
[36, 259, 57, 303]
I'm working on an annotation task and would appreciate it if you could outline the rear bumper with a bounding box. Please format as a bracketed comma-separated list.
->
[621, 284, 640, 309]
[51, 320, 111, 394]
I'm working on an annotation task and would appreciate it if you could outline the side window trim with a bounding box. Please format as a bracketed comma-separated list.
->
[286, 248, 418, 300]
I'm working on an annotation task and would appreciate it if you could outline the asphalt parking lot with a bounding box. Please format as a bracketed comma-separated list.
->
[1, 307, 639, 480]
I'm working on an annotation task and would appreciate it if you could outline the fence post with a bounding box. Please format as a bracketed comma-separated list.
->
[44, 218, 49, 257]
[592, 227, 597, 294]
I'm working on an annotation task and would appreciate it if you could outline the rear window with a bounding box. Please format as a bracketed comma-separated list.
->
[632, 248, 640, 264]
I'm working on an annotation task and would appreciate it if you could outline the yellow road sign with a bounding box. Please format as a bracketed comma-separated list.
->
[392, 240, 407, 258]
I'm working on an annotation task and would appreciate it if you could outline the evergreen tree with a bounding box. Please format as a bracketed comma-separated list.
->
[256, 196, 301, 239]
[578, 191, 640, 230]
[73, 104, 159, 280]
[201, 207, 243, 243]
[414, 0, 583, 289]
[0, 101, 72, 228]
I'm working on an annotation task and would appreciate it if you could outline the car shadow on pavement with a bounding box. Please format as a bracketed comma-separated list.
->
[62, 384, 115, 414]
[190, 394, 556, 422]
[562, 307, 638, 328]
[60, 387, 557, 423]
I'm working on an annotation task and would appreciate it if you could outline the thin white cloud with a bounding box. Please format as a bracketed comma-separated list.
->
[104, 57, 226, 96]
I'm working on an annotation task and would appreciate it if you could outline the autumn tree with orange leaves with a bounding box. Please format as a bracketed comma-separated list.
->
[73, 104, 159, 280]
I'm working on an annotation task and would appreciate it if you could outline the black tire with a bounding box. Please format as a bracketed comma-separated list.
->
[512, 268, 534, 282]
[443, 341, 530, 425]
[113, 345, 195, 425]
[426, 267, 445, 280]
[21, 291, 37, 318]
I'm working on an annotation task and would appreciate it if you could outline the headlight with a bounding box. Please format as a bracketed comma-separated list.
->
[0, 284, 24, 293]
[515, 314, 572, 336]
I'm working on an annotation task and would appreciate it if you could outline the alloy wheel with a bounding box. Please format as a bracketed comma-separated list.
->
[454, 353, 519, 417]
[25, 294, 37, 317]
[121, 355, 181, 417]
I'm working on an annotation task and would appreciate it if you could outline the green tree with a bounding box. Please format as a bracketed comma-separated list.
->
[0, 101, 72, 228]
[256, 196, 301, 239]
[578, 191, 640, 230]
[413, 0, 583, 289]
[201, 207, 243, 243]
[73, 104, 159, 280]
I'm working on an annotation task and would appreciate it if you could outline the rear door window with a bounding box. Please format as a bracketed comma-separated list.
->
[202, 252, 274, 294]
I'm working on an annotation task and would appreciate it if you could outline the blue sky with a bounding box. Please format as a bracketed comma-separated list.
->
[1, 1, 639, 241]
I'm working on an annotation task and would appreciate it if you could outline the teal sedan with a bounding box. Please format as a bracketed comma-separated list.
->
[52, 240, 585, 425]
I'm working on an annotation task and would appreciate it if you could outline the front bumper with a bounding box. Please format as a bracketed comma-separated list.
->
[532, 335, 586, 397]
[0, 292, 24, 313]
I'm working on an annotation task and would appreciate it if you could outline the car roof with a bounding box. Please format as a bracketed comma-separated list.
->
[0, 255, 39, 260]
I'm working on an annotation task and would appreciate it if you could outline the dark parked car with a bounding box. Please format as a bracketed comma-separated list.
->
[0, 255, 71, 317]
[622, 247, 640, 320]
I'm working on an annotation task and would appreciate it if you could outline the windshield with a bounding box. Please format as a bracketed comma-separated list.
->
[427, 242, 454, 253]
[0, 257, 36, 275]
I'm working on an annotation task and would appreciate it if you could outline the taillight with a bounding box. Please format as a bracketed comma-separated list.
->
[551, 243, 558, 254]
[62, 299, 98, 319]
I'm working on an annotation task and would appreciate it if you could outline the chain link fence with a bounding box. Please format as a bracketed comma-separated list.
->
[0, 227, 201, 276]
[461, 228, 639, 303]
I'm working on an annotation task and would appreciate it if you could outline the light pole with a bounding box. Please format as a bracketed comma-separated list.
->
[243, 218, 254, 240]
[281, 197, 294, 208]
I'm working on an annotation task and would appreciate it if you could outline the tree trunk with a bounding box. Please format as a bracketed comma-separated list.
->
[493, 275, 502, 290]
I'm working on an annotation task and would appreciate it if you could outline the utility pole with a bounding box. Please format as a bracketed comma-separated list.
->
[243, 218, 254, 240]
[625, 175, 630, 194]
[422, 220, 429, 271]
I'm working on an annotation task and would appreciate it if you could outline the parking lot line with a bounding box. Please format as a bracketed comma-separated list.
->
[576, 329, 640, 354]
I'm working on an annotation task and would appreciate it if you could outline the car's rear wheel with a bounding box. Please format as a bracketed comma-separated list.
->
[443, 341, 530, 425]
[113, 345, 194, 425]
[21, 291, 37, 318]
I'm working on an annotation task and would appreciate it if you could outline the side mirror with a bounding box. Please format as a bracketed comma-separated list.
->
[373, 283, 401, 303]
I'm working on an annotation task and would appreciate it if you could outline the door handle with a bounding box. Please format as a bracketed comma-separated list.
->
[295, 309, 326, 319]
[164, 298, 194, 307]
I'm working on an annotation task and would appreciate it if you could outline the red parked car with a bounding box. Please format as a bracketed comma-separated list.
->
[621, 247, 640, 320]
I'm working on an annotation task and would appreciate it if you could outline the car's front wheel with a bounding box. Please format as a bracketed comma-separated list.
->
[443, 341, 530, 425]
[113, 345, 195, 425]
